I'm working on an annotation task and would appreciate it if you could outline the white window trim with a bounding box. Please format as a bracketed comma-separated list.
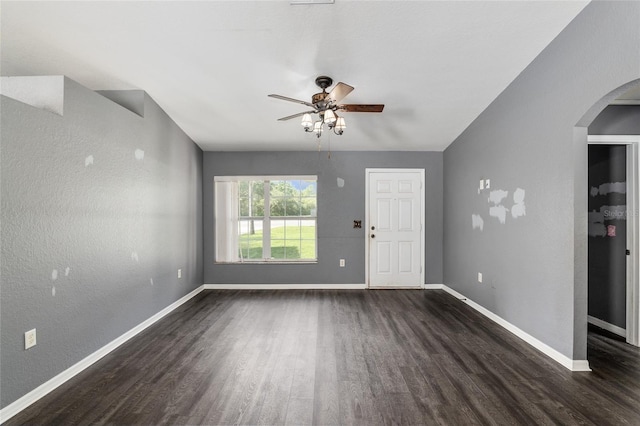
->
[215, 175, 318, 264]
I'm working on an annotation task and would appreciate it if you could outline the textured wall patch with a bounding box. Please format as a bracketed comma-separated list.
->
[511, 188, 526, 219]
[489, 205, 509, 224]
[472, 214, 484, 231]
[84, 155, 94, 167]
[134, 149, 145, 161]
[488, 189, 509, 205]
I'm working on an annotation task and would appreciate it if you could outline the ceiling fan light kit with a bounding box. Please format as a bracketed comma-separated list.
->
[269, 75, 384, 138]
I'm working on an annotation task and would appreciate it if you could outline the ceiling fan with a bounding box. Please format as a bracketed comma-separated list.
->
[268, 76, 384, 137]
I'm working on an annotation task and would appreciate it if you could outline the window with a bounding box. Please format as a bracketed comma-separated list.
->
[215, 176, 317, 263]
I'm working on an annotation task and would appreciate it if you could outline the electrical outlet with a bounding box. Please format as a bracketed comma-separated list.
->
[25, 329, 36, 350]
[178, 269, 182, 279]
[478, 272, 483, 283]
[340, 259, 345, 267]
[479, 179, 485, 190]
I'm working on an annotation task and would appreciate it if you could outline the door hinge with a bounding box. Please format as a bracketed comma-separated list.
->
[627, 249, 631, 255]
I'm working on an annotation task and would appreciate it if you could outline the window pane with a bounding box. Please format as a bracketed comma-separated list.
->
[285, 198, 301, 216]
[270, 194, 285, 216]
[300, 238, 316, 259]
[270, 180, 300, 216]
[271, 240, 301, 259]
[238, 219, 263, 259]
[270, 218, 284, 237]
[239, 181, 250, 217]
[300, 197, 316, 216]
[271, 220, 303, 259]
[285, 220, 301, 240]
[239, 180, 264, 218]
[250, 181, 265, 216]
[301, 180, 317, 196]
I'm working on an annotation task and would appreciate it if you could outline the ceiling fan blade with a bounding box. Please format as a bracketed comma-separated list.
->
[277, 110, 316, 121]
[326, 82, 354, 104]
[268, 94, 315, 108]
[339, 104, 385, 113]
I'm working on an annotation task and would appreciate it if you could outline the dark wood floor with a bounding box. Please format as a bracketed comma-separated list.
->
[6, 290, 640, 425]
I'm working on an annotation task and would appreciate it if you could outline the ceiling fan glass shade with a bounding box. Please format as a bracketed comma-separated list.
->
[324, 109, 337, 126]
[335, 117, 346, 134]
[301, 113, 313, 130]
[313, 121, 323, 136]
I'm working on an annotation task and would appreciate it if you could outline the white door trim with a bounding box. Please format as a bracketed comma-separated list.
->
[365, 168, 425, 289]
[588, 135, 640, 346]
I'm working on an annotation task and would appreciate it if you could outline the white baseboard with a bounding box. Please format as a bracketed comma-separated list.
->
[588, 315, 626, 338]
[426, 285, 591, 372]
[204, 283, 367, 290]
[0, 285, 204, 424]
[423, 284, 444, 290]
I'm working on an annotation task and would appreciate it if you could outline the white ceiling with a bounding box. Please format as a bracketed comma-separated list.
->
[1, 1, 590, 152]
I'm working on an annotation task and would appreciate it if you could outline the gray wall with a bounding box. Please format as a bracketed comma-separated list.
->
[443, 1, 640, 360]
[589, 105, 640, 135]
[587, 145, 627, 329]
[0, 77, 203, 409]
[203, 151, 443, 285]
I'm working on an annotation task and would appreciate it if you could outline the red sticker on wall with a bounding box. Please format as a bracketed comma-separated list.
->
[607, 225, 616, 237]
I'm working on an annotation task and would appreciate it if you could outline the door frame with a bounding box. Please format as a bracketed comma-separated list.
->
[365, 168, 425, 289]
[588, 135, 640, 346]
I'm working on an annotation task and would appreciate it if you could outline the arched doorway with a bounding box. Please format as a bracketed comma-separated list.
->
[575, 79, 640, 363]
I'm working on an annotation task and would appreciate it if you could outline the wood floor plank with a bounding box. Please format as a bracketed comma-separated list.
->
[5, 289, 640, 426]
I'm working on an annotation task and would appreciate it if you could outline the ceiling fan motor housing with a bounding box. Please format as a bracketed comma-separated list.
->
[312, 92, 328, 106]
[312, 76, 333, 109]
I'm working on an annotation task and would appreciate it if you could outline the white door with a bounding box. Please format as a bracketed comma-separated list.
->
[367, 169, 424, 288]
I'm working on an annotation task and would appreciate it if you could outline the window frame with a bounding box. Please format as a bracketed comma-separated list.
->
[215, 175, 318, 264]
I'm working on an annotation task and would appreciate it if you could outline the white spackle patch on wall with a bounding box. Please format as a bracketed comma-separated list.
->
[597, 182, 626, 196]
[489, 205, 509, 224]
[588, 210, 607, 237]
[511, 188, 526, 219]
[84, 155, 94, 167]
[488, 189, 509, 205]
[472, 214, 484, 231]
[51, 269, 58, 281]
[52, 286, 56, 297]
[131, 251, 139, 263]
[65, 267, 71, 276]
[134, 149, 145, 161]
[589, 223, 607, 237]
[150, 278, 154, 286]
[337, 177, 345, 188]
